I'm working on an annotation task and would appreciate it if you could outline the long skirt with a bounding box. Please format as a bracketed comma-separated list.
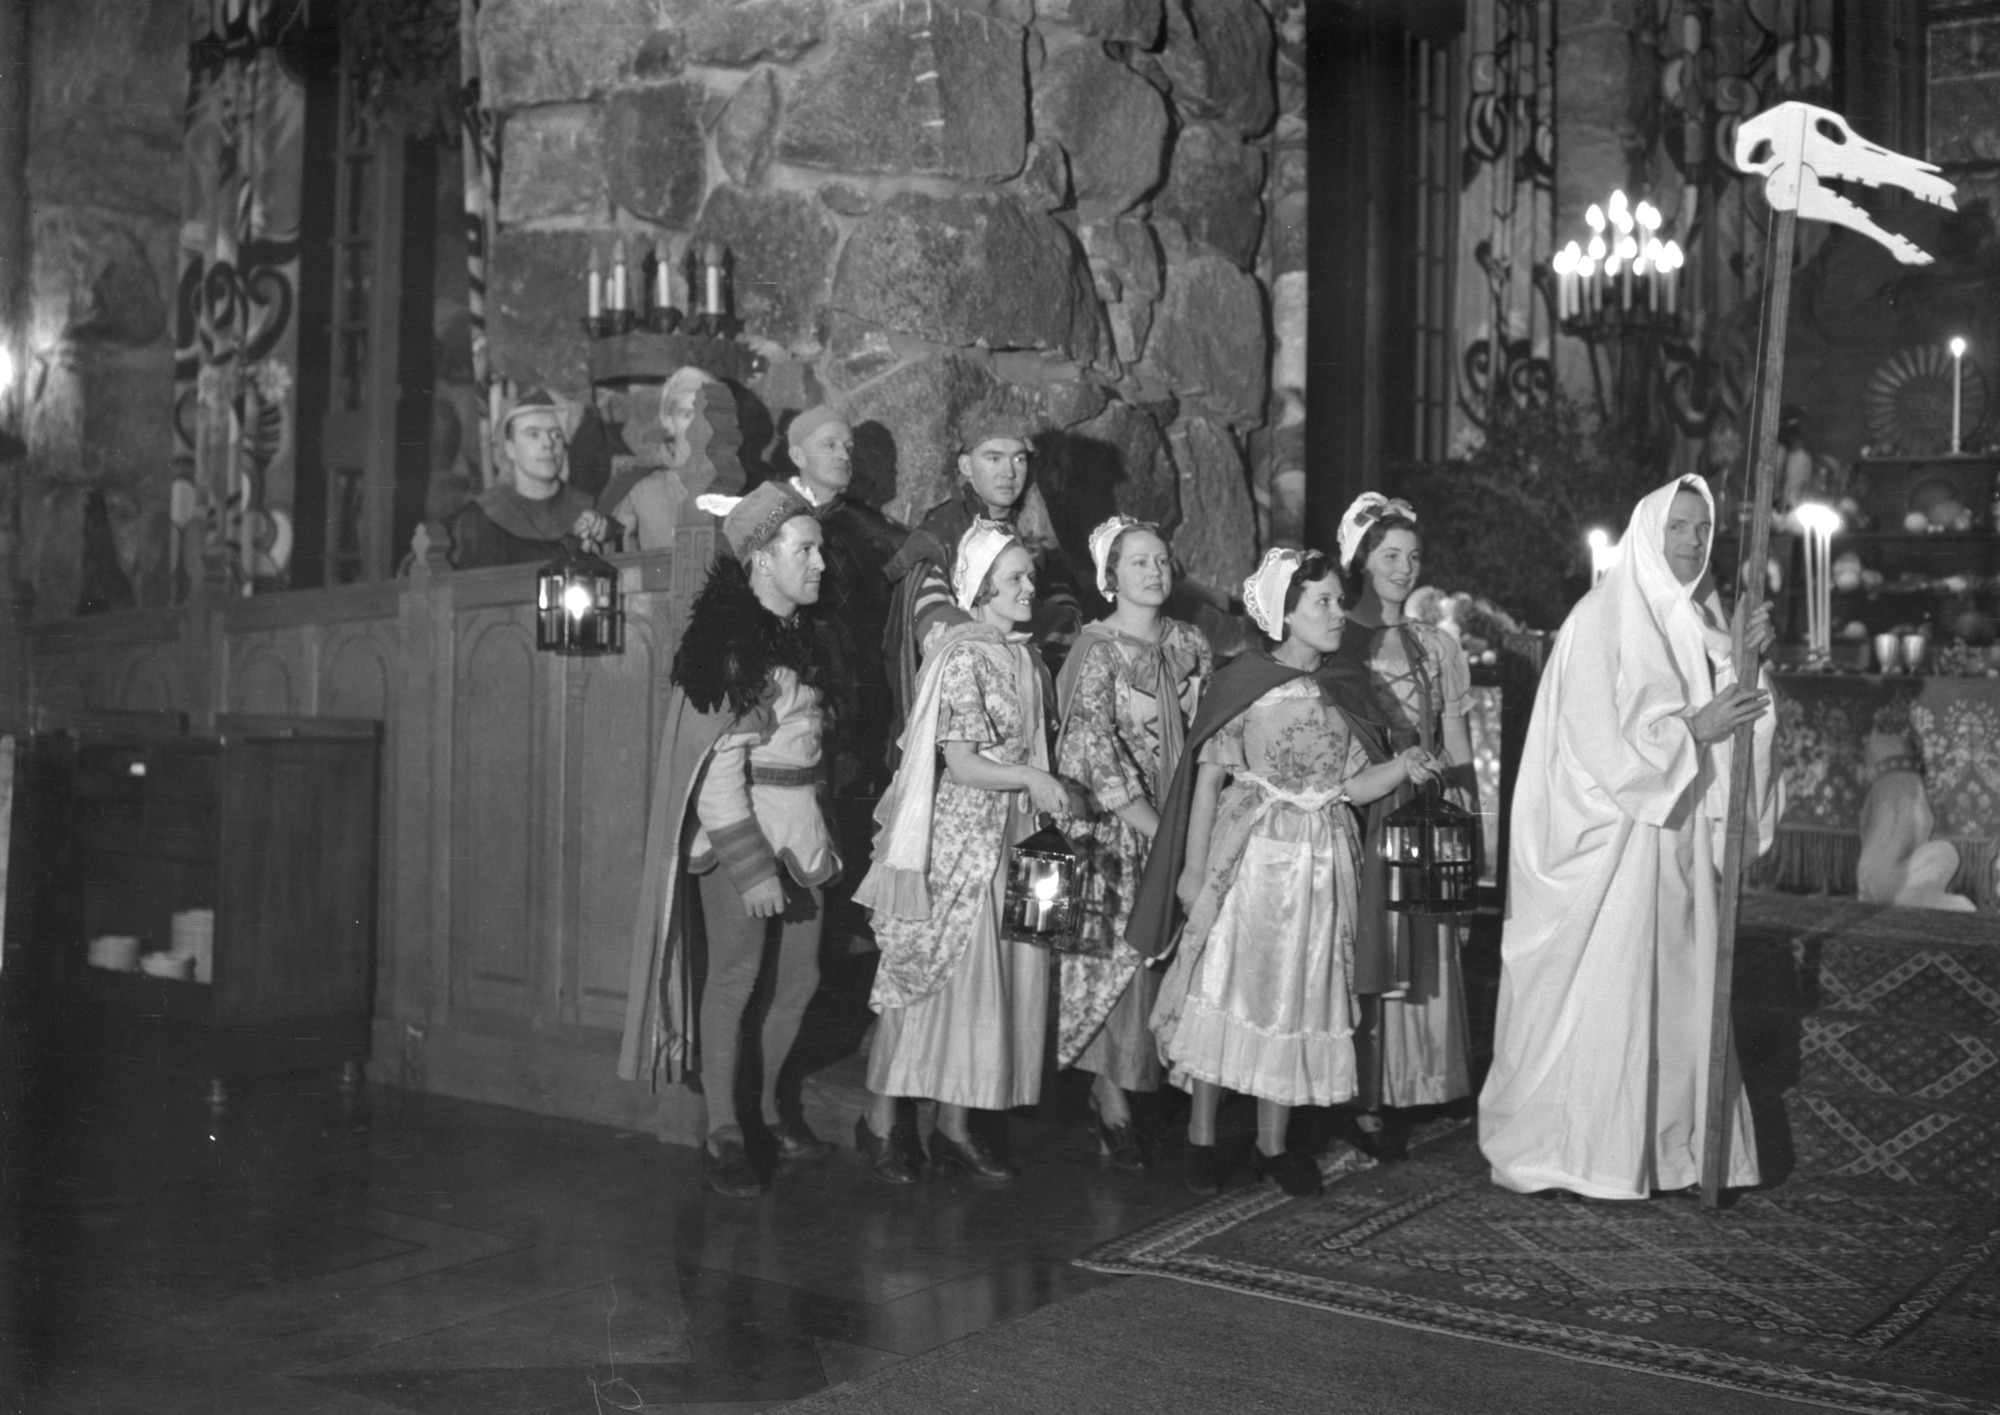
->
[1152, 791, 1361, 1108]
[1070, 965, 1162, 1093]
[868, 869, 1048, 1109]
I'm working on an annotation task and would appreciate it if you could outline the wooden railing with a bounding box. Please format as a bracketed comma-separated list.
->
[21, 527, 719, 1141]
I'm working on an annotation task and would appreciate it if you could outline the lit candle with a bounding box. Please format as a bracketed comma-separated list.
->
[1951, 336, 1967, 454]
[610, 238, 629, 313]
[587, 246, 603, 319]
[1794, 502, 1842, 661]
[702, 241, 726, 317]
[1588, 527, 1616, 586]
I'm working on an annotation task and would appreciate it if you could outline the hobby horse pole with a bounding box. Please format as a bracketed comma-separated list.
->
[1700, 201, 1797, 1209]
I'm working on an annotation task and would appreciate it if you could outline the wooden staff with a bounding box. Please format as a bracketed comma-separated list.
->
[1700, 199, 1796, 1209]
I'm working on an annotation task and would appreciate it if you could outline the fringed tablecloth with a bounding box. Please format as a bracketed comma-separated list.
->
[1756, 673, 2000, 909]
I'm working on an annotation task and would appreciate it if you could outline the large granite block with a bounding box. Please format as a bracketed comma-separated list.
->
[487, 228, 594, 394]
[1145, 250, 1268, 424]
[478, 0, 655, 108]
[692, 186, 839, 349]
[603, 83, 706, 227]
[497, 107, 606, 224]
[776, 3, 1026, 180]
[831, 192, 1099, 362]
[1033, 46, 1170, 217]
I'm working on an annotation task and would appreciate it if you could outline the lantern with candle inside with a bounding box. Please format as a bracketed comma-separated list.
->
[1001, 819, 1085, 949]
[1382, 783, 1478, 914]
[535, 539, 625, 655]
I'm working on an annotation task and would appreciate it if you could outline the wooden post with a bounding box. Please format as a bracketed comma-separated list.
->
[1701, 201, 1797, 1208]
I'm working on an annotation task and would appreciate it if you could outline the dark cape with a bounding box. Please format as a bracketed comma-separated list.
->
[447, 481, 595, 569]
[1123, 648, 1390, 961]
[617, 558, 829, 1087]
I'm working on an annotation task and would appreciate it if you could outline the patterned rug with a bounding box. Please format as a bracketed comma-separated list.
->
[1080, 1132, 2000, 1414]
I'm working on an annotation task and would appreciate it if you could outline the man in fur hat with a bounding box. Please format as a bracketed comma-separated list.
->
[881, 410, 1082, 739]
[617, 481, 840, 1198]
[448, 387, 609, 568]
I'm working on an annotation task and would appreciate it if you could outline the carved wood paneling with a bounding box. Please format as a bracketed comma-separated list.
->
[322, 626, 392, 720]
[231, 639, 300, 716]
[569, 618, 658, 1030]
[452, 610, 538, 1011]
[116, 652, 178, 712]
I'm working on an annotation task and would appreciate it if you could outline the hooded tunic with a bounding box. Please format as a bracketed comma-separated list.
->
[1478, 476, 1782, 1200]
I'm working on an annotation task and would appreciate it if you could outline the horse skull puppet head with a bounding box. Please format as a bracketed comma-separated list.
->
[1734, 103, 1956, 265]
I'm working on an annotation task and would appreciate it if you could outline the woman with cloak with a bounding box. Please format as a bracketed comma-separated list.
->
[1051, 517, 1213, 1171]
[1132, 549, 1439, 1198]
[1332, 494, 1478, 1139]
[1479, 476, 1780, 1200]
[853, 523, 1084, 1185]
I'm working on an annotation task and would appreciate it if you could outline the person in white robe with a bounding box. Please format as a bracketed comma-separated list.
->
[1479, 475, 1782, 1200]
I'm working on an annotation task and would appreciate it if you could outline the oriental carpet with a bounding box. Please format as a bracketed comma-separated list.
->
[1078, 1132, 1999, 1413]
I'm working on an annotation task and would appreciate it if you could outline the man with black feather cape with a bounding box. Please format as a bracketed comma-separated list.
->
[618, 482, 842, 1199]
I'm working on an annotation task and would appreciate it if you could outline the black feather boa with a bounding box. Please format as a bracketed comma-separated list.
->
[672, 555, 836, 719]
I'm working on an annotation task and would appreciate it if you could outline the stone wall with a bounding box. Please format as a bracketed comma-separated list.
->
[7, 0, 184, 619]
[478, 0, 1284, 594]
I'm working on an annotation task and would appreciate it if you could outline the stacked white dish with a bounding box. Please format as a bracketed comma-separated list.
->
[139, 951, 195, 980]
[170, 909, 215, 984]
[87, 935, 140, 971]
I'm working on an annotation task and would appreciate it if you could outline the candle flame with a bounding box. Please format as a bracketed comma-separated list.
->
[1033, 871, 1060, 902]
[562, 583, 594, 619]
[1793, 502, 1842, 537]
[1950, 336, 1967, 358]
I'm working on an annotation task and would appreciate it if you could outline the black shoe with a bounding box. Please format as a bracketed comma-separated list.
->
[1184, 1141, 1225, 1195]
[1251, 1147, 1323, 1199]
[704, 1137, 765, 1199]
[770, 1118, 834, 1162]
[928, 1128, 1018, 1182]
[1089, 1102, 1149, 1173]
[854, 1116, 919, 1186]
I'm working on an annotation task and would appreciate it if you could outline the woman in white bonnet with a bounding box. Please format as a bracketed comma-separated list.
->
[1050, 517, 1213, 1170]
[852, 521, 1085, 1185]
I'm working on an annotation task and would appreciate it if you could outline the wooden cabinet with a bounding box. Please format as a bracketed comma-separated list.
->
[52, 714, 382, 1103]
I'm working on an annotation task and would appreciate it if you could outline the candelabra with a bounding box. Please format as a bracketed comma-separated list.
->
[1548, 190, 1689, 435]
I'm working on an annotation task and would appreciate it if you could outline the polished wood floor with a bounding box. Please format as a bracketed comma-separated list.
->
[0, 928, 1502, 1414]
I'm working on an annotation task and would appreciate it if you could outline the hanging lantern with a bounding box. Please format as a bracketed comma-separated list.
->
[1383, 783, 1478, 914]
[1002, 820, 1084, 950]
[536, 540, 625, 655]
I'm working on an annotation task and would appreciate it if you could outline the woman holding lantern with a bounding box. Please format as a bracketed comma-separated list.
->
[1130, 549, 1440, 1198]
[854, 522, 1085, 1186]
[1051, 517, 1213, 1171]
[1332, 494, 1479, 1143]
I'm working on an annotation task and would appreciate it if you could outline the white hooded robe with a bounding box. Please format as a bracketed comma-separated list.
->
[1478, 476, 1781, 1200]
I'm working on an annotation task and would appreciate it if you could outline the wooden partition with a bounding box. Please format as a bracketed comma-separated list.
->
[23, 528, 719, 1142]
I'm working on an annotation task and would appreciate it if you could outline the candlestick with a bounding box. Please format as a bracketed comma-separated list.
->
[1950, 336, 1966, 454]
[587, 247, 603, 320]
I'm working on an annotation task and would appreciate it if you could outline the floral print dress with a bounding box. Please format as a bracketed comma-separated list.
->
[1053, 621, 1211, 1087]
[868, 638, 1050, 1109]
[1150, 677, 1375, 1107]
